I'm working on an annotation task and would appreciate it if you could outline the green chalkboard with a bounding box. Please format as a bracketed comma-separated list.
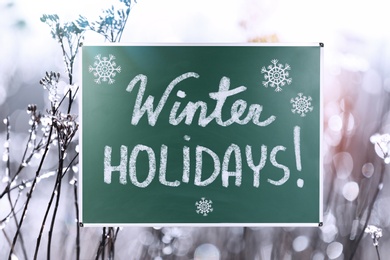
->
[80, 44, 323, 226]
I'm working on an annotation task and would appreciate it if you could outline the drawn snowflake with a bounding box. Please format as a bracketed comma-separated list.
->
[261, 59, 292, 92]
[89, 54, 121, 84]
[195, 197, 213, 216]
[291, 93, 313, 117]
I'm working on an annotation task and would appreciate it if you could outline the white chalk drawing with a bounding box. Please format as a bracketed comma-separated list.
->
[89, 54, 121, 84]
[291, 93, 313, 117]
[261, 59, 292, 92]
[195, 197, 213, 216]
[126, 73, 276, 127]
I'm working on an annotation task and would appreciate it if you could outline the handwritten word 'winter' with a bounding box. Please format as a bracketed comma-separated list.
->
[126, 72, 276, 127]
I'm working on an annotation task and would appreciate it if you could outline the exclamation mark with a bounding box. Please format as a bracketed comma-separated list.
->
[294, 126, 304, 188]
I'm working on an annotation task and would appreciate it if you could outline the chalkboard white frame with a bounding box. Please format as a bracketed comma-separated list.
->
[79, 43, 324, 227]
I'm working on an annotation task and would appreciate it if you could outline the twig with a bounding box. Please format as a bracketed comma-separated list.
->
[33, 170, 62, 259]
[95, 228, 106, 260]
[8, 123, 54, 259]
[348, 161, 386, 260]
[73, 179, 80, 260]
[376, 245, 381, 260]
[3, 115, 40, 260]
[46, 132, 66, 260]
[7, 189, 28, 260]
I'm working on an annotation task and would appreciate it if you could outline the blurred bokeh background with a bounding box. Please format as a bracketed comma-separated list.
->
[1, 0, 390, 259]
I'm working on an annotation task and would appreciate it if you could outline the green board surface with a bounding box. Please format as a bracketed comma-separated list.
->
[80, 44, 323, 226]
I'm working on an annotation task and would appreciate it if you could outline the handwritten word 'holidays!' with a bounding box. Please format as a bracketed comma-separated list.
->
[103, 72, 302, 188]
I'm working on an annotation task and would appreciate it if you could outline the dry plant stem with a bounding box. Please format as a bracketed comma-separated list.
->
[47, 127, 71, 259]
[8, 123, 54, 259]
[57, 60, 80, 260]
[73, 180, 80, 260]
[2, 229, 12, 249]
[67, 89, 73, 114]
[95, 228, 106, 260]
[47, 164, 63, 260]
[57, 30, 82, 114]
[114, 228, 120, 257]
[115, 9, 129, 43]
[108, 227, 118, 259]
[95, 227, 118, 260]
[102, 227, 106, 260]
[33, 171, 61, 260]
[55, 87, 78, 115]
[376, 245, 381, 260]
[114, 3, 133, 42]
[61, 153, 79, 179]
[348, 162, 385, 260]
[0, 118, 42, 200]
[33, 150, 78, 259]
[59, 34, 74, 86]
[3, 117, 28, 260]
[0, 117, 11, 199]
[41, 58, 77, 259]
[7, 191, 28, 260]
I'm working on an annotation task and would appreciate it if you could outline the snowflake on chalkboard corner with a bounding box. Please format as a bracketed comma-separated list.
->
[195, 197, 213, 216]
[89, 54, 121, 84]
[291, 93, 313, 117]
[261, 59, 292, 92]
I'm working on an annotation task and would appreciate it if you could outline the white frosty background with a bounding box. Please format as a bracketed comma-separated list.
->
[1, 0, 390, 259]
